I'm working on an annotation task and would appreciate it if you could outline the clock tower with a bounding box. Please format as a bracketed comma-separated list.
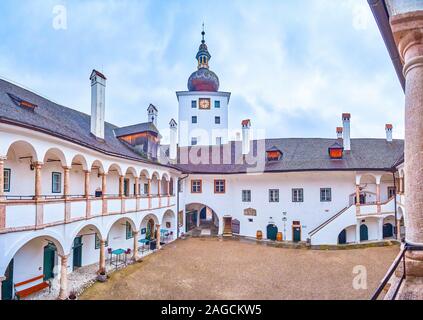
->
[176, 27, 231, 147]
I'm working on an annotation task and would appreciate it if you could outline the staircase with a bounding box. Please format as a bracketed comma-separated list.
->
[309, 206, 350, 237]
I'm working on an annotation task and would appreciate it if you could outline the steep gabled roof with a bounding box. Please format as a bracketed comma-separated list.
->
[114, 122, 159, 138]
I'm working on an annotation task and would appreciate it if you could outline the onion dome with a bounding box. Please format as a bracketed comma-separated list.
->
[187, 26, 220, 92]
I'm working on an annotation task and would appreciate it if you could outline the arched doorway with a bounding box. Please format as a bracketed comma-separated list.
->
[338, 229, 347, 244]
[360, 224, 368, 241]
[146, 219, 155, 240]
[267, 224, 278, 241]
[185, 203, 219, 236]
[383, 223, 394, 238]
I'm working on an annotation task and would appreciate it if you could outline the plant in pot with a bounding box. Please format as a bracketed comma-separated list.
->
[68, 290, 77, 300]
[181, 232, 186, 240]
[97, 268, 107, 283]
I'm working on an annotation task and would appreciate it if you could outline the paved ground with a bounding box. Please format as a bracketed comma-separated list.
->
[80, 237, 399, 300]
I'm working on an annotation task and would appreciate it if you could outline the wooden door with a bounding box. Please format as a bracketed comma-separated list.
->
[72, 237, 83, 270]
[43, 244, 56, 281]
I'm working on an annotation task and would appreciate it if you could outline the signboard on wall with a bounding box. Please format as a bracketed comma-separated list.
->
[244, 208, 257, 216]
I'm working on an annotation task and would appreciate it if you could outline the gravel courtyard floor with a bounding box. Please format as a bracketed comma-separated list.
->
[80, 237, 399, 300]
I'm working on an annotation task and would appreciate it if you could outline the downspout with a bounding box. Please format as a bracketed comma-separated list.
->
[177, 173, 190, 238]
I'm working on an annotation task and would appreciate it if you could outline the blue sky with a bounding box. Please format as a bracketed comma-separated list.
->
[0, 0, 404, 143]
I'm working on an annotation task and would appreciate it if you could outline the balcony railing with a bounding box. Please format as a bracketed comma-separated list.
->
[371, 243, 423, 300]
[0, 193, 176, 234]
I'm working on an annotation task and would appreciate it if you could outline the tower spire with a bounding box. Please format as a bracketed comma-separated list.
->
[202, 22, 205, 44]
[196, 23, 211, 69]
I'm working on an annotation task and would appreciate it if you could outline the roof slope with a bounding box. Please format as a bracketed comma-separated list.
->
[114, 122, 159, 137]
[0, 79, 156, 163]
[167, 138, 404, 174]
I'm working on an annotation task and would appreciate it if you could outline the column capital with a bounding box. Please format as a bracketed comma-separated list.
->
[62, 166, 71, 171]
[391, 11, 423, 61]
[33, 161, 43, 167]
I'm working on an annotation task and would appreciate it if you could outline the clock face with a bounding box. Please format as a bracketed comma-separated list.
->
[199, 98, 211, 110]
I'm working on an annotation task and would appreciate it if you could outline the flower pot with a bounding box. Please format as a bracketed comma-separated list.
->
[68, 293, 77, 300]
[97, 273, 107, 283]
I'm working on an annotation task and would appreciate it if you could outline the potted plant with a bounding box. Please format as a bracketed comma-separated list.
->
[68, 290, 77, 300]
[97, 269, 107, 283]
[181, 232, 186, 240]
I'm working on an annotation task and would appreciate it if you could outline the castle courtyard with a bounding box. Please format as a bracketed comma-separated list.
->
[80, 238, 399, 300]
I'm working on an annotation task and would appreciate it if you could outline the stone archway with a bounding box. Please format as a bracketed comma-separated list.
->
[185, 203, 219, 236]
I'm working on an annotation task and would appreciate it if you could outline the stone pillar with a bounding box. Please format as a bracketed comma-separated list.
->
[101, 173, 107, 214]
[119, 175, 124, 197]
[378, 217, 384, 241]
[63, 166, 70, 199]
[167, 180, 170, 196]
[355, 184, 361, 215]
[133, 231, 139, 261]
[34, 162, 43, 200]
[376, 182, 381, 213]
[391, 11, 423, 276]
[84, 171, 90, 198]
[58, 255, 69, 300]
[0, 156, 6, 201]
[134, 177, 139, 196]
[147, 179, 151, 196]
[397, 218, 402, 241]
[99, 239, 106, 273]
[157, 180, 161, 197]
[156, 224, 161, 250]
[356, 223, 361, 244]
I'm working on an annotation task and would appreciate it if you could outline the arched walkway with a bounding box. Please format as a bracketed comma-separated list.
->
[185, 203, 219, 236]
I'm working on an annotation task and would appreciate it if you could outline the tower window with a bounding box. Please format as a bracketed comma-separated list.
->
[191, 100, 197, 108]
[192, 116, 197, 124]
[191, 137, 198, 146]
[215, 101, 220, 108]
[215, 116, 220, 124]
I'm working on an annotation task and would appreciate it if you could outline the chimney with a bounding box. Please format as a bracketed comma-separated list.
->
[336, 127, 343, 139]
[342, 113, 351, 151]
[148, 104, 158, 127]
[90, 70, 106, 139]
[169, 119, 178, 161]
[241, 119, 251, 155]
[386, 124, 393, 142]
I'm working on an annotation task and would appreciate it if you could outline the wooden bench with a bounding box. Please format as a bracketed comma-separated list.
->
[14, 275, 51, 300]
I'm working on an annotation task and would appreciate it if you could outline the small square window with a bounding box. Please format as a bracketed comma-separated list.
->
[215, 116, 220, 124]
[216, 137, 222, 145]
[269, 189, 279, 202]
[215, 100, 220, 108]
[192, 116, 197, 124]
[52, 172, 62, 193]
[320, 188, 332, 202]
[191, 100, 197, 108]
[191, 137, 198, 146]
[214, 180, 226, 193]
[3, 168, 11, 192]
[292, 188, 304, 202]
[191, 180, 202, 193]
[242, 190, 251, 202]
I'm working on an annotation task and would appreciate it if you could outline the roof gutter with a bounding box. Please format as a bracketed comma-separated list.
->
[367, 0, 405, 91]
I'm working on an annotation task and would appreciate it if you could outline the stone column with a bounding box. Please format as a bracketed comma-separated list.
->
[391, 11, 423, 276]
[167, 180, 170, 196]
[58, 255, 69, 300]
[99, 239, 106, 273]
[134, 177, 139, 196]
[156, 224, 161, 250]
[378, 217, 384, 241]
[0, 156, 6, 201]
[397, 218, 402, 241]
[376, 182, 381, 213]
[356, 222, 361, 244]
[355, 184, 361, 215]
[84, 171, 90, 198]
[34, 162, 43, 200]
[133, 231, 140, 261]
[119, 175, 124, 197]
[63, 166, 70, 199]
[101, 173, 108, 214]
[157, 180, 161, 196]
[147, 178, 152, 209]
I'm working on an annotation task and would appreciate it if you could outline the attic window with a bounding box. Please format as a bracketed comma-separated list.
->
[328, 142, 344, 159]
[7, 93, 38, 110]
[266, 147, 283, 161]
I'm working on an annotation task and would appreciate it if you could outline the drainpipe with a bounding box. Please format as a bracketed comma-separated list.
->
[177, 174, 190, 238]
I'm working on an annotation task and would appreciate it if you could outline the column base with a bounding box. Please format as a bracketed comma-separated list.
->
[406, 251, 423, 277]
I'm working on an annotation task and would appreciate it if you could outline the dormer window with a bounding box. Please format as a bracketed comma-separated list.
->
[266, 146, 283, 161]
[328, 142, 344, 159]
[7, 93, 38, 111]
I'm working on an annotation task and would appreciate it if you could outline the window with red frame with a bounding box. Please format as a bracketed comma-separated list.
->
[191, 180, 202, 193]
[214, 180, 226, 193]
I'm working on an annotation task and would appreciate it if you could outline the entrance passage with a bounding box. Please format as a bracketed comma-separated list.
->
[43, 243, 56, 281]
[360, 224, 368, 242]
[383, 223, 393, 238]
[72, 237, 83, 270]
[185, 203, 219, 237]
[1, 259, 14, 300]
[266, 224, 278, 241]
[338, 229, 347, 244]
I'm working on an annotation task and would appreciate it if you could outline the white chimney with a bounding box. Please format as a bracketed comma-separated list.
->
[386, 124, 393, 142]
[169, 119, 178, 161]
[242, 119, 251, 155]
[336, 127, 343, 139]
[148, 104, 158, 127]
[342, 113, 351, 151]
[90, 70, 106, 139]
